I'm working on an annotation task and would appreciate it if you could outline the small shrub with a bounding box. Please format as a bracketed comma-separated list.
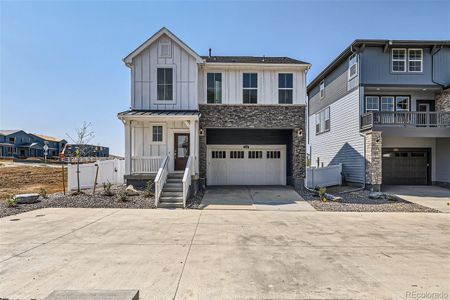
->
[102, 181, 114, 197]
[144, 181, 154, 198]
[6, 195, 17, 207]
[318, 186, 327, 202]
[118, 189, 128, 202]
[39, 188, 48, 199]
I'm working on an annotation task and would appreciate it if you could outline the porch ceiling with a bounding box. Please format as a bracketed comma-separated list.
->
[118, 110, 200, 120]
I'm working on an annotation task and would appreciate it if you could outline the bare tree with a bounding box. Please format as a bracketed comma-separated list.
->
[66, 122, 95, 193]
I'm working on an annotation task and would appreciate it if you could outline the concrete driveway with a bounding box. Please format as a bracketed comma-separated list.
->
[383, 185, 450, 213]
[200, 186, 315, 211]
[1, 208, 449, 299]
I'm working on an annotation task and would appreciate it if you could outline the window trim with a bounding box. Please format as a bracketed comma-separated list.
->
[151, 124, 165, 144]
[408, 48, 423, 73]
[242, 72, 258, 104]
[364, 95, 411, 112]
[391, 48, 407, 73]
[155, 65, 176, 103]
[278, 72, 294, 104]
[206, 72, 223, 104]
[365, 96, 380, 112]
[348, 53, 358, 80]
[315, 106, 330, 135]
[319, 80, 325, 99]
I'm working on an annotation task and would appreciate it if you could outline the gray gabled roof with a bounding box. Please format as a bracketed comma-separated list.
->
[0, 130, 23, 136]
[308, 39, 450, 92]
[202, 56, 309, 65]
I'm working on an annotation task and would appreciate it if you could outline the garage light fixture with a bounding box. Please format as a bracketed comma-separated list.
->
[199, 128, 205, 136]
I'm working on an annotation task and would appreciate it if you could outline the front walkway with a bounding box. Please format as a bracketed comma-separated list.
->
[200, 186, 316, 211]
[383, 185, 450, 213]
[1, 208, 449, 299]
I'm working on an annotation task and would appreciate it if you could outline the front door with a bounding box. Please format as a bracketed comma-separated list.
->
[174, 133, 190, 171]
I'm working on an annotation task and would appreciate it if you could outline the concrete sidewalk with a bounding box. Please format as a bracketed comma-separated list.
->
[200, 186, 316, 211]
[1, 208, 449, 299]
[384, 185, 450, 213]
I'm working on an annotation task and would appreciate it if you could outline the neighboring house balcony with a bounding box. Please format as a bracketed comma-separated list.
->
[361, 111, 450, 137]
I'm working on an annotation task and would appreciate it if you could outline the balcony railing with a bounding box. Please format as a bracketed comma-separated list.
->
[361, 111, 450, 130]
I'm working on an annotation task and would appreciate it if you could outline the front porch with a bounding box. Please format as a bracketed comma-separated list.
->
[118, 110, 200, 207]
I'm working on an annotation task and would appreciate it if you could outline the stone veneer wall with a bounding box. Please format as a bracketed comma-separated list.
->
[198, 104, 306, 189]
[365, 131, 382, 192]
[436, 88, 450, 112]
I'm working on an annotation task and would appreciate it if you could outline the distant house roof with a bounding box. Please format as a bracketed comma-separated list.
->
[202, 56, 310, 65]
[308, 39, 450, 91]
[31, 133, 65, 143]
[118, 110, 201, 119]
[0, 130, 23, 136]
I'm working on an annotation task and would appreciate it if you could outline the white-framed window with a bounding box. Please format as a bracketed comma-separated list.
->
[365, 96, 380, 112]
[248, 151, 262, 159]
[315, 107, 330, 134]
[319, 80, 325, 99]
[212, 151, 226, 159]
[158, 39, 171, 58]
[381, 96, 395, 111]
[157, 68, 173, 101]
[392, 48, 406, 72]
[278, 73, 293, 104]
[395, 96, 410, 111]
[152, 125, 163, 142]
[348, 53, 358, 80]
[408, 49, 423, 72]
[243, 73, 258, 104]
[207, 73, 222, 103]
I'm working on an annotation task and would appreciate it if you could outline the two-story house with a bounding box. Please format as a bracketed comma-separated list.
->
[0, 130, 43, 158]
[118, 27, 310, 207]
[30, 134, 67, 158]
[307, 40, 450, 191]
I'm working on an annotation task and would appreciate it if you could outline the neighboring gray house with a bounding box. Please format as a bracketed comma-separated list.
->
[0, 130, 42, 158]
[118, 27, 310, 207]
[307, 40, 450, 190]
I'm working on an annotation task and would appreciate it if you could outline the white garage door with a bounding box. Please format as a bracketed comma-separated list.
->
[207, 145, 286, 186]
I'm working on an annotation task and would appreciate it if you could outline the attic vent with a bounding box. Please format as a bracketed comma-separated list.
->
[159, 39, 171, 58]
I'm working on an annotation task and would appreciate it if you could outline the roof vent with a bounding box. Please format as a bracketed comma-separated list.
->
[262, 55, 265, 62]
[208, 48, 212, 58]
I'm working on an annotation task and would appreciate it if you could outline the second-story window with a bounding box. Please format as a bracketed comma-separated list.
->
[278, 73, 293, 104]
[392, 49, 406, 72]
[381, 96, 394, 111]
[243, 73, 257, 104]
[157, 68, 173, 101]
[319, 80, 325, 99]
[396, 96, 410, 111]
[207, 73, 222, 103]
[408, 49, 423, 72]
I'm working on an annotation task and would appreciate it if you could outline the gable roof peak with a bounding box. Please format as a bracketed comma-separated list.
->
[123, 27, 203, 67]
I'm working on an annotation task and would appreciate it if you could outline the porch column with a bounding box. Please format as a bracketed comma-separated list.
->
[124, 120, 131, 175]
[365, 131, 382, 191]
[189, 119, 197, 175]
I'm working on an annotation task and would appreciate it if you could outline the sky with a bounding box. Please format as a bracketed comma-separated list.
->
[1, 0, 449, 156]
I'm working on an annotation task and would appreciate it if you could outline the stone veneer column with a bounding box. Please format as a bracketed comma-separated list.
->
[365, 131, 382, 192]
[436, 87, 450, 112]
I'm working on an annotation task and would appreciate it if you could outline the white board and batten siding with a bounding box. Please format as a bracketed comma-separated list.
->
[198, 68, 307, 105]
[131, 34, 198, 110]
[308, 88, 365, 184]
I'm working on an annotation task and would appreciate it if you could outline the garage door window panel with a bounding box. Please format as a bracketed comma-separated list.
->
[212, 151, 226, 159]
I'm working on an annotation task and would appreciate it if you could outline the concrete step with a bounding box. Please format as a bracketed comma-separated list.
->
[163, 186, 183, 192]
[167, 173, 184, 179]
[160, 196, 183, 202]
[166, 178, 182, 184]
[165, 183, 183, 188]
[161, 191, 183, 197]
[158, 202, 184, 209]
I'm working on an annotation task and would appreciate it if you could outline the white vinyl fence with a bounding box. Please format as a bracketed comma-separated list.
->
[306, 163, 342, 189]
[67, 159, 125, 190]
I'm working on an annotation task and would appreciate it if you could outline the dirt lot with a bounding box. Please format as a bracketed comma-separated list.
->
[0, 160, 66, 200]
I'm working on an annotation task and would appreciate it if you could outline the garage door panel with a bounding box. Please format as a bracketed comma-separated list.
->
[207, 146, 286, 186]
[382, 148, 430, 185]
